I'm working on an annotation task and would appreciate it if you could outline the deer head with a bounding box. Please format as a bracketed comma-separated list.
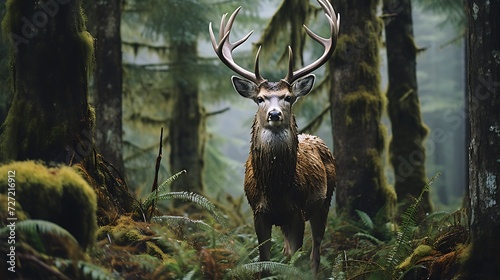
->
[209, 1, 340, 131]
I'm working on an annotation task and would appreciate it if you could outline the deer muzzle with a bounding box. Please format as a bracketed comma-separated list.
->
[267, 109, 283, 124]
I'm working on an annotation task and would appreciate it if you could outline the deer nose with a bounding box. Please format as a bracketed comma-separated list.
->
[268, 110, 282, 122]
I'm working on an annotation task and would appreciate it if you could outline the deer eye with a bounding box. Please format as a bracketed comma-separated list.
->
[257, 97, 264, 104]
[284, 96, 292, 102]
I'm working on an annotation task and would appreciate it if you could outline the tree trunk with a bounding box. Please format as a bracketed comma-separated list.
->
[86, 0, 125, 175]
[0, 0, 94, 163]
[329, 0, 396, 222]
[169, 42, 205, 194]
[463, 0, 500, 278]
[382, 0, 431, 219]
[0, 0, 134, 225]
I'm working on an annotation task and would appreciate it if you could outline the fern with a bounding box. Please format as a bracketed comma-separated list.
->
[288, 249, 304, 266]
[156, 191, 228, 227]
[330, 251, 347, 280]
[385, 172, 441, 278]
[229, 261, 301, 278]
[182, 269, 197, 280]
[55, 259, 117, 280]
[140, 170, 228, 227]
[152, 215, 214, 232]
[0, 219, 79, 246]
[353, 232, 384, 245]
[355, 210, 374, 231]
[142, 169, 187, 210]
[78, 261, 117, 280]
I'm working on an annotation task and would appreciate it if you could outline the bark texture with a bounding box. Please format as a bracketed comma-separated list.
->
[0, 0, 94, 163]
[86, 0, 125, 175]
[0, 0, 134, 225]
[169, 42, 205, 194]
[329, 0, 396, 221]
[383, 0, 431, 218]
[463, 0, 500, 278]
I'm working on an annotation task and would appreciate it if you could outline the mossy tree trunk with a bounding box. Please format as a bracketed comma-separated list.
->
[169, 42, 205, 194]
[0, 0, 134, 225]
[329, 0, 396, 222]
[462, 0, 500, 278]
[86, 0, 125, 176]
[1, 0, 94, 163]
[382, 0, 431, 218]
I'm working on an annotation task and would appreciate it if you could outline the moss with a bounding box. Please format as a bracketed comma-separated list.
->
[342, 90, 385, 126]
[0, 0, 95, 163]
[146, 241, 169, 261]
[97, 216, 153, 246]
[0, 194, 28, 222]
[0, 161, 97, 249]
[398, 244, 435, 270]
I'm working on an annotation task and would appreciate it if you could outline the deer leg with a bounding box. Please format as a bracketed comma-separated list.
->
[281, 212, 305, 256]
[254, 213, 272, 278]
[254, 213, 272, 261]
[309, 206, 328, 277]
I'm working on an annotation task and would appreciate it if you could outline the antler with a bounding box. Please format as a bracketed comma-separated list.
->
[210, 0, 339, 86]
[283, 0, 340, 84]
[209, 7, 267, 85]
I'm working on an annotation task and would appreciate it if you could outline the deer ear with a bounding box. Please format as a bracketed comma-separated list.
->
[232, 76, 258, 99]
[291, 74, 315, 98]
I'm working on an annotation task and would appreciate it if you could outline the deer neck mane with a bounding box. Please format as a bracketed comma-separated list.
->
[250, 115, 299, 191]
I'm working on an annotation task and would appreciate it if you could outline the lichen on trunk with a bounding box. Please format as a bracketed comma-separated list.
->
[329, 0, 396, 222]
[383, 0, 431, 219]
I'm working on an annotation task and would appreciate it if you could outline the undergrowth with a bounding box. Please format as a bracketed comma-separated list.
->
[0, 171, 470, 279]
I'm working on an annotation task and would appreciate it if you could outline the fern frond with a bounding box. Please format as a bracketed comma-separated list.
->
[142, 170, 187, 209]
[230, 261, 300, 278]
[54, 259, 117, 280]
[385, 172, 441, 277]
[288, 249, 304, 266]
[127, 254, 160, 273]
[0, 220, 79, 246]
[79, 261, 117, 280]
[355, 210, 374, 231]
[182, 269, 196, 280]
[353, 232, 384, 245]
[153, 215, 237, 251]
[156, 191, 228, 227]
[152, 215, 213, 232]
[330, 251, 347, 280]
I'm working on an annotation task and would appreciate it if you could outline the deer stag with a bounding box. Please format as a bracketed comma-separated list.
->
[210, 0, 339, 276]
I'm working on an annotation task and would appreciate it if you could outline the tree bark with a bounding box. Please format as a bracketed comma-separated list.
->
[382, 0, 431, 218]
[86, 0, 125, 175]
[463, 0, 500, 278]
[329, 0, 396, 222]
[0, 0, 94, 163]
[169, 42, 205, 194]
[0, 0, 134, 225]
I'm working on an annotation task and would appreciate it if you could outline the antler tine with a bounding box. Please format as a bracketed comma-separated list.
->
[209, 7, 266, 85]
[284, 0, 340, 84]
